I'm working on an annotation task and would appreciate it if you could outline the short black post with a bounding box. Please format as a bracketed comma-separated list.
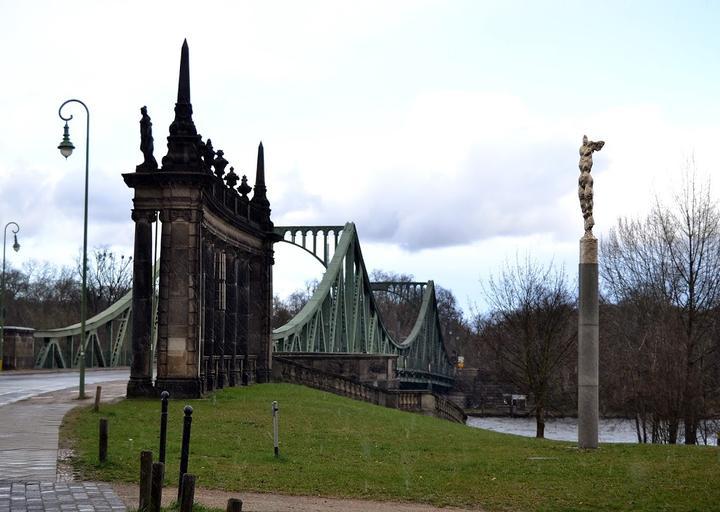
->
[177, 405, 193, 501]
[159, 391, 170, 464]
[226, 498, 243, 512]
[150, 461, 164, 512]
[271, 401, 279, 458]
[98, 418, 108, 462]
[179, 473, 196, 512]
[139, 450, 153, 512]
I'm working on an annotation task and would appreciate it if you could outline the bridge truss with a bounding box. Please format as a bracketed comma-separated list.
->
[33, 291, 135, 369]
[32, 223, 455, 390]
[273, 222, 455, 389]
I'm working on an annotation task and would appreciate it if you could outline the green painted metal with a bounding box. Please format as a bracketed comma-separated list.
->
[274, 226, 345, 268]
[273, 222, 455, 388]
[33, 260, 162, 369]
[34, 291, 132, 370]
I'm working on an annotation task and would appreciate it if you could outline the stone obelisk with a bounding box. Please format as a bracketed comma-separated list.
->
[577, 134, 604, 449]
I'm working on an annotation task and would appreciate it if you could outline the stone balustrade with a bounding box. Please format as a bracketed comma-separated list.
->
[272, 356, 466, 423]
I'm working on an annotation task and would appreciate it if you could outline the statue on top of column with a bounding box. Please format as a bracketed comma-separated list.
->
[578, 135, 604, 238]
[138, 106, 158, 170]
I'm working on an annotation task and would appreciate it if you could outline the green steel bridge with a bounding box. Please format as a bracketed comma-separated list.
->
[32, 222, 455, 389]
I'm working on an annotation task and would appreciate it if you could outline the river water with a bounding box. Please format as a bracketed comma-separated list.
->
[467, 416, 640, 443]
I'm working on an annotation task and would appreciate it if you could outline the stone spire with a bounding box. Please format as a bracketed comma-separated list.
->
[250, 142, 270, 208]
[161, 39, 201, 171]
[177, 39, 190, 104]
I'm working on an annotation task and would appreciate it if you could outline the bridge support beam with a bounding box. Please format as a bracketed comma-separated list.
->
[127, 209, 156, 397]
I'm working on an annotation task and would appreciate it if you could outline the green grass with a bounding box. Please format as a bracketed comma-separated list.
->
[62, 384, 720, 511]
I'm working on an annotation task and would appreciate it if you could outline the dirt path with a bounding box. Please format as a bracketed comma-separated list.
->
[110, 482, 479, 512]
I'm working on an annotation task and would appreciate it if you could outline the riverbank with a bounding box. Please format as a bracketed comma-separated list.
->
[61, 383, 719, 511]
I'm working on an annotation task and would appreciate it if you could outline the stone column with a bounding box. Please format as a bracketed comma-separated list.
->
[215, 248, 227, 388]
[127, 209, 156, 397]
[257, 241, 274, 383]
[225, 252, 238, 386]
[238, 256, 250, 384]
[155, 208, 203, 398]
[578, 236, 599, 449]
[202, 239, 216, 391]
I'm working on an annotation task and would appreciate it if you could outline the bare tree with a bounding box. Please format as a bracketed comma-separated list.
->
[78, 247, 133, 315]
[271, 279, 319, 329]
[601, 169, 720, 444]
[482, 256, 576, 438]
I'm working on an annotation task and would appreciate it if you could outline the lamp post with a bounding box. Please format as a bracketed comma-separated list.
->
[0, 222, 20, 371]
[57, 99, 90, 399]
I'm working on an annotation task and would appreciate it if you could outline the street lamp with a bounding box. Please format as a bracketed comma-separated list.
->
[0, 222, 20, 371]
[58, 99, 90, 399]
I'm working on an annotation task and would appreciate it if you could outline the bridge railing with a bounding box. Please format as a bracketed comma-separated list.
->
[273, 356, 466, 423]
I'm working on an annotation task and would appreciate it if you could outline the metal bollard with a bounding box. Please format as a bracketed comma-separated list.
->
[99, 418, 108, 462]
[139, 450, 153, 512]
[177, 405, 193, 501]
[272, 401, 279, 458]
[150, 461, 164, 512]
[226, 498, 243, 512]
[179, 473, 196, 512]
[159, 391, 170, 464]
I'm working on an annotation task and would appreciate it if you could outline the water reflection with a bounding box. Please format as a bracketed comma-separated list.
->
[467, 416, 640, 443]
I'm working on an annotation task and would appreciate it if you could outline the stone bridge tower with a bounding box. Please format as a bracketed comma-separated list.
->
[124, 41, 276, 398]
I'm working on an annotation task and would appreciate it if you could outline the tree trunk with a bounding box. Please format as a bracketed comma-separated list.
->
[668, 419, 678, 444]
[684, 416, 697, 444]
[535, 403, 545, 438]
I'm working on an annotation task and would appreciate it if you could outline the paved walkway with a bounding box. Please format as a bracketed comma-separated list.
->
[0, 379, 128, 511]
[0, 482, 125, 512]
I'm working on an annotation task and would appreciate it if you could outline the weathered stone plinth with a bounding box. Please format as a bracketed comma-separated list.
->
[154, 378, 203, 399]
[578, 236, 599, 449]
[126, 377, 155, 398]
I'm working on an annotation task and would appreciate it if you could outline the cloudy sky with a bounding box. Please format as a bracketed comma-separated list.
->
[2, 0, 720, 315]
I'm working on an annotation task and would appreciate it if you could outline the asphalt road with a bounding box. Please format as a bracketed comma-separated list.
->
[0, 368, 129, 406]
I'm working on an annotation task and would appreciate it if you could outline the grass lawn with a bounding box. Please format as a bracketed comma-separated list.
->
[61, 383, 720, 511]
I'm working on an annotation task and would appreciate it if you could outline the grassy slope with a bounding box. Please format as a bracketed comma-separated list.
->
[62, 384, 719, 511]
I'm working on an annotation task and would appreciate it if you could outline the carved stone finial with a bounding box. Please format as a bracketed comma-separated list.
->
[178, 39, 190, 104]
[578, 134, 605, 237]
[238, 175, 252, 198]
[251, 141, 270, 208]
[213, 149, 228, 177]
[138, 106, 157, 171]
[225, 166, 239, 189]
[161, 40, 201, 171]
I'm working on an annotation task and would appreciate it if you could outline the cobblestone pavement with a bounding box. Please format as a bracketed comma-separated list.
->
[0, 377, 129, 511]
[0, 482, 125, 512]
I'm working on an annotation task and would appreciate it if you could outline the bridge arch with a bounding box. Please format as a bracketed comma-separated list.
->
[273, 225, 344, 268]
[272, 222, 454, 389]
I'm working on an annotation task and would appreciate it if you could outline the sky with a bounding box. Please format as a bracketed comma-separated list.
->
[2, 0, 720, 316]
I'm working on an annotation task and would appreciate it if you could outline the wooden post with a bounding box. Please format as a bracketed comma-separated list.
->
[179, 474, 196, 512]
[150, 461, 164, 512]
[94, 385, 102, 412]
[139, 450, 153, 512]
[226, 498, 243, 512]
[98, 418, 108, 462]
